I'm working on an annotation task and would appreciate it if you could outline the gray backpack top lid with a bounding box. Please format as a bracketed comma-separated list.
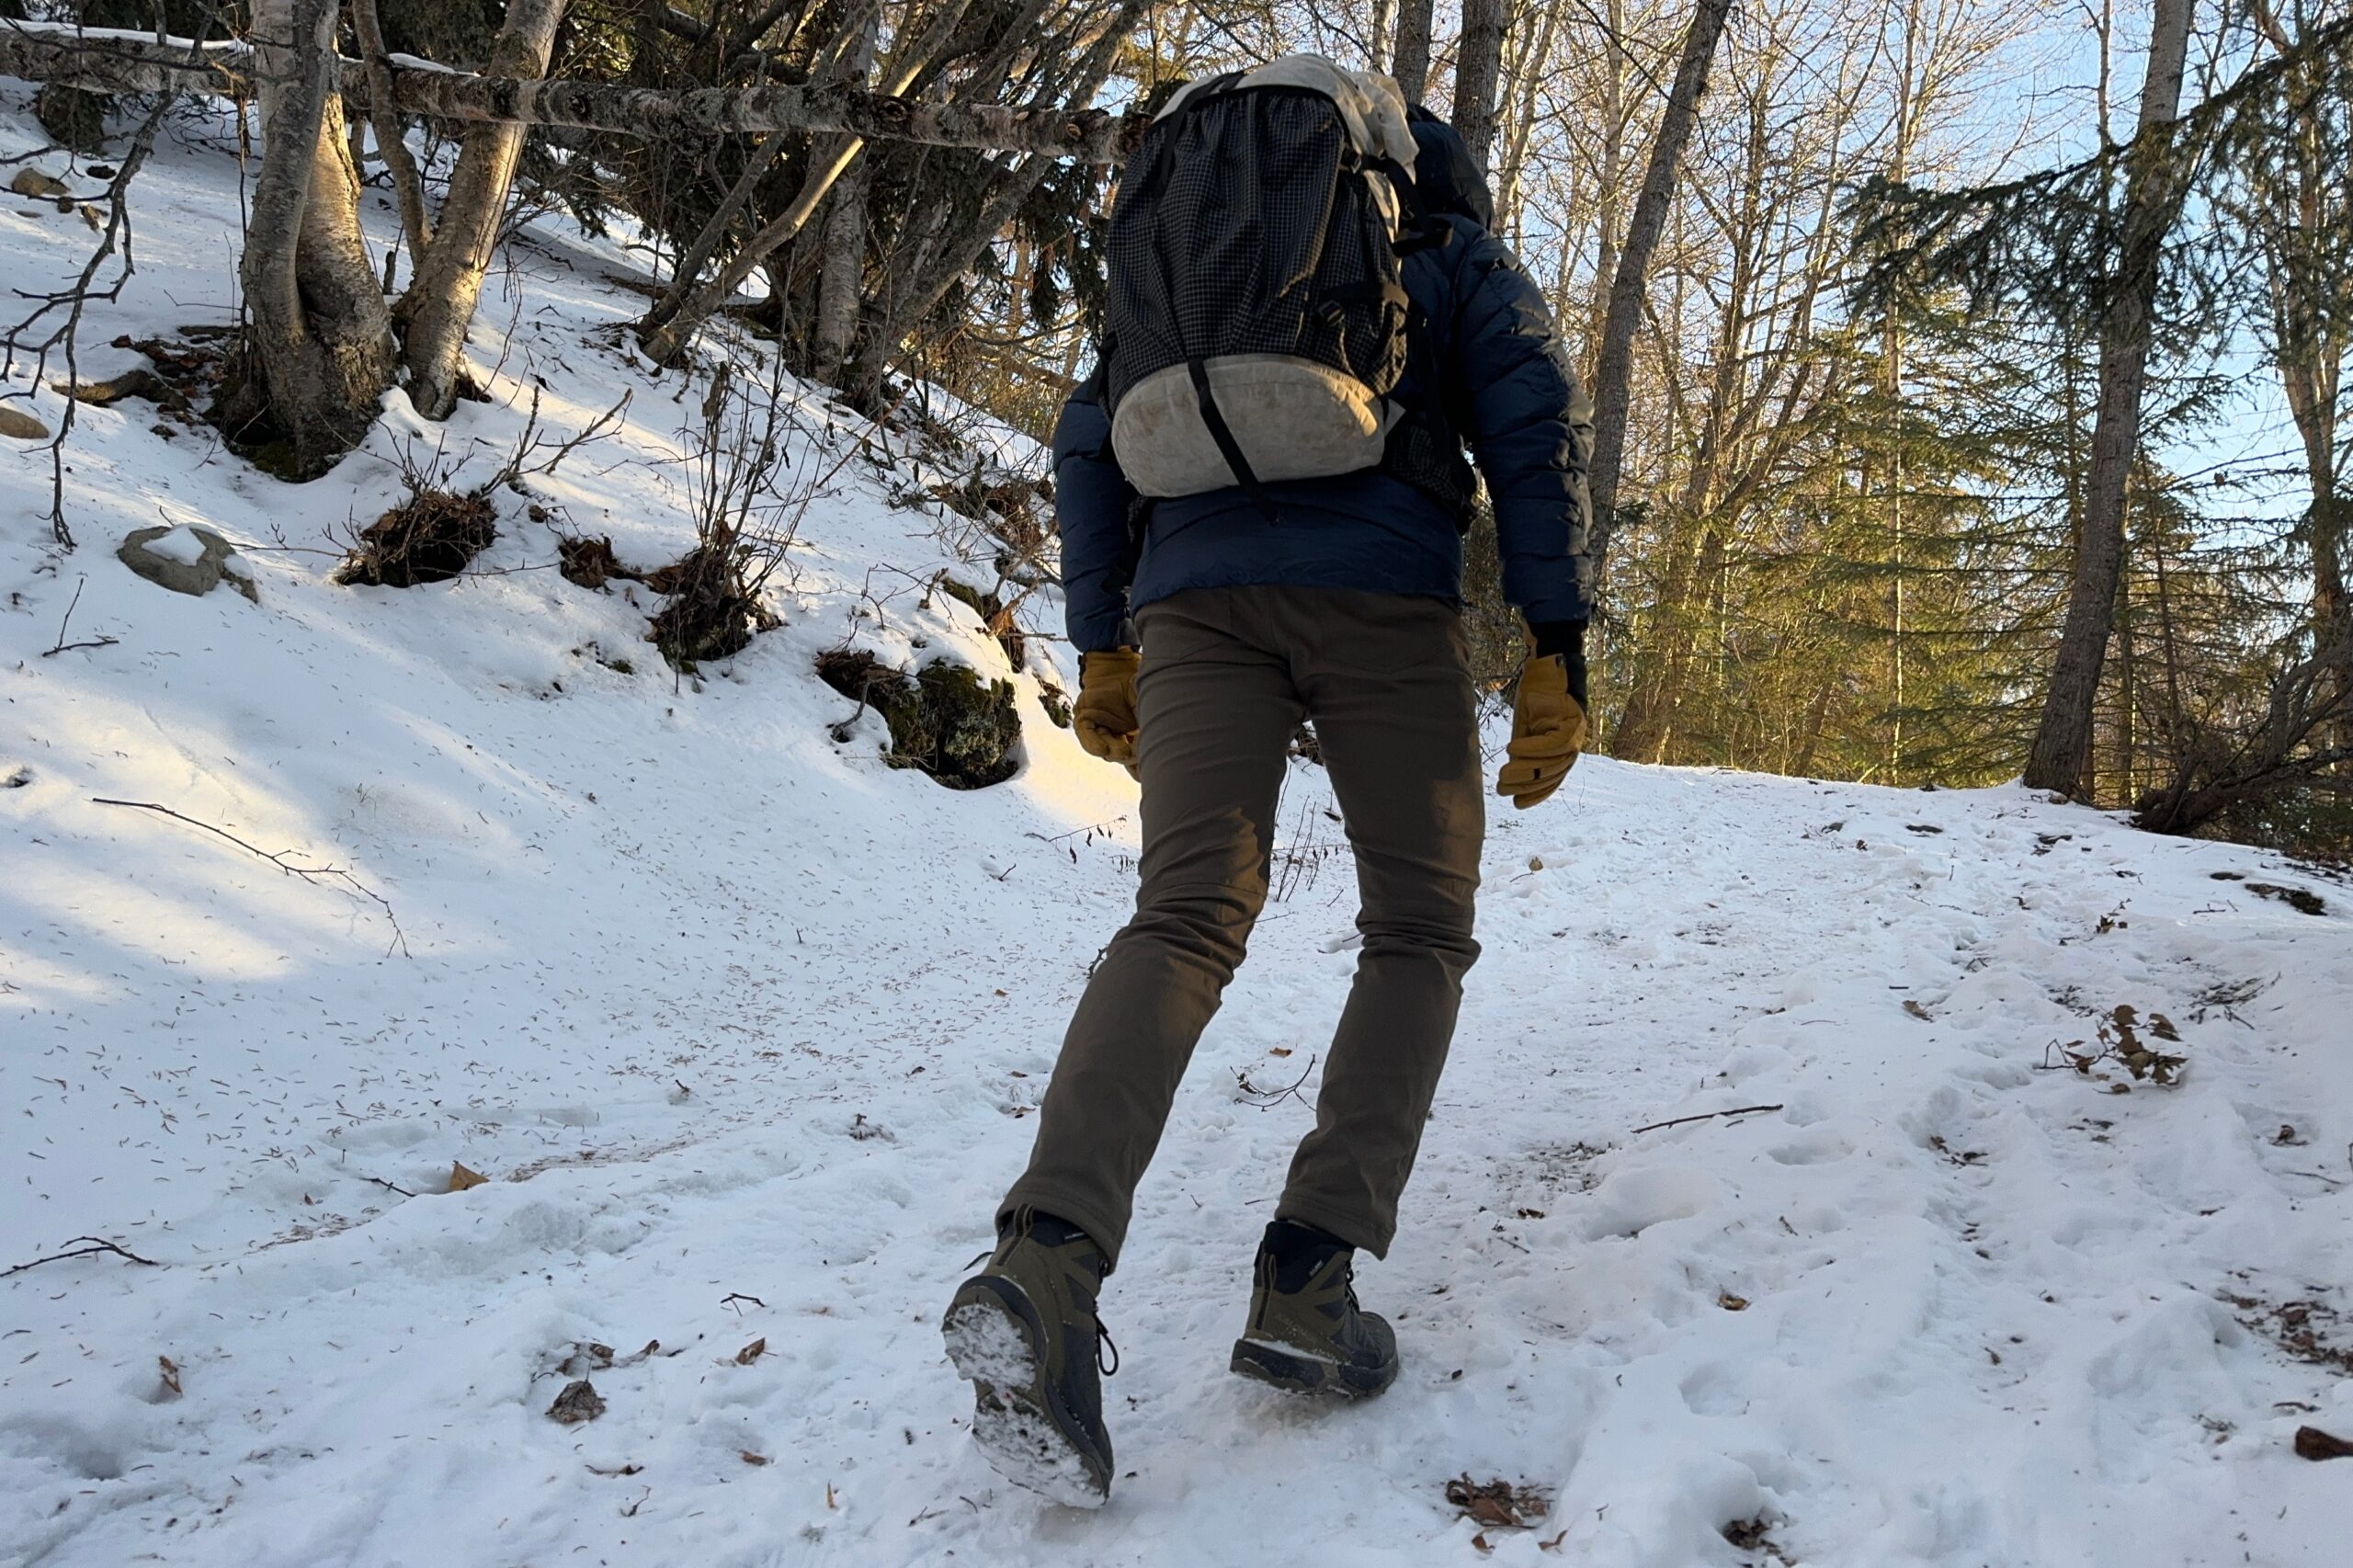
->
[1102, 56, 1422, 502]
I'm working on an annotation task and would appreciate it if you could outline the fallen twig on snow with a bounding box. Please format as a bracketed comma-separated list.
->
[90, 797, 409, 956]
[1235, 1054, 1316, 1109]
[2, 1234, 161, 1278]
[1629, 1103, 1785, 1136]
[41, 575, 117, 656]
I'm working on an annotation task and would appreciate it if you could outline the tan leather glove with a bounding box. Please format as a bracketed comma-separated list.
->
[1073, 648, 1142, 777]
[1495, 653, 1587, 810]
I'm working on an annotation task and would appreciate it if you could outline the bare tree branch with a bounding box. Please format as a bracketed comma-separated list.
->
[3, 86, 176, 550]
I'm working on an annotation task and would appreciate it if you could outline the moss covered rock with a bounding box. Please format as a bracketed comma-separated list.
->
[817, 652, 1021, 790]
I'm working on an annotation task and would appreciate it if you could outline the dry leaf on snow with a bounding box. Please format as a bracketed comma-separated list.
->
[548, 1380, 606, 1424]
[2295, 1426, 2353, 1460]
[1445, 1474, 1549, 1529]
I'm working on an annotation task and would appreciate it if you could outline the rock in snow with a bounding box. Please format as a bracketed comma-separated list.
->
[116, 523, 256, 601]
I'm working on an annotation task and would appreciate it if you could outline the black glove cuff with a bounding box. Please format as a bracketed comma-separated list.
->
[1529, 619, 1590, 707]
[1529, 619, 1583, 658]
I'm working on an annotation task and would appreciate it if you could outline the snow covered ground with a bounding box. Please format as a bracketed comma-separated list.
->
[5, 92, 2352, 1568]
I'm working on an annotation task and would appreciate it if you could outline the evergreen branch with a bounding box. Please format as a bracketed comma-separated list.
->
[1849, 11, 2353, 324]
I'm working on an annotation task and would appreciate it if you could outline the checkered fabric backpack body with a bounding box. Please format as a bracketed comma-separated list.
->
[1101, 56, 1427, 504]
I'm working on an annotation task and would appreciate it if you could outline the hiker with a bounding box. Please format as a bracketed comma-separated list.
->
[943, 57, 1595, 1506]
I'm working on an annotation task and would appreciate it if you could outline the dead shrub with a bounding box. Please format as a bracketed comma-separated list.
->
[335, 387, 627, 589]
[2134, 616, 2353, 847]
[642, 359, 856, 674]
[335, 490, 497, 586]
[558, 535, 642, 592]
[649, 545, 777, 667]
[1442, 1474, 1550, 1530]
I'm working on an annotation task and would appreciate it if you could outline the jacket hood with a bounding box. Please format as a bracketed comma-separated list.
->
[1406, 109, 1495, 232]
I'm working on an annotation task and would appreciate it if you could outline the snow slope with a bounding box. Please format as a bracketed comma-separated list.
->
[6, 95, 2353, 1568]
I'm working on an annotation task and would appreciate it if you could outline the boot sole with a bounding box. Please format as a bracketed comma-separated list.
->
[1229, 1335, 1398, 1399]
[943, 1276, 1111, 1507]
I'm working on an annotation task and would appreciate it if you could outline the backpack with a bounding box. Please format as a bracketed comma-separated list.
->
[1101, 56, 1427, 504]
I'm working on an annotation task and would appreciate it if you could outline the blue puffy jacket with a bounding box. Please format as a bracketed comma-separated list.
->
[1054, 118, 1596, 653]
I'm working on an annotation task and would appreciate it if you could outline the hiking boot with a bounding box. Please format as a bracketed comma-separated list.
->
[1229, 1219, 1399, 1398]
[942, 1208, 1116, 1506]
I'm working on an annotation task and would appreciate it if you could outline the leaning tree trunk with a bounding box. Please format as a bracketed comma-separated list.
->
[1392, 0, 1436, 103]
[639, 135, 866, 364]
[839, 0, 1143, 404]
[637, 0, 972, 367]
[229, 0, 397, 476]
[2023, 0, 2195, 794]
[352, 0, 431, 275]
[0, 27, 1141, 160]
[639, 0, 883, 339]
[1452, 0, 1508, 172]
[1585, 0, 1733, 583]
[394, 0, 569, 420]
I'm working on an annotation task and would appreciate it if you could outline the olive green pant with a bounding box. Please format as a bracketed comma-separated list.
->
[1002, 585, 1484, 1268]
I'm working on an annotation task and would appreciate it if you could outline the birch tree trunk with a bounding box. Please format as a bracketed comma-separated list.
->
[394, 0, 569, 420]
[810, 6, 884, 380]
[2021, 0, 2195, 793]
[228, 0, 396, 475]
[0, 26, 1140, 160]
[1585, 0, 1733, 578]
[813, 160, 871, 375]
[1452, 0, 1508, 172]
[352, 0, 431, 274]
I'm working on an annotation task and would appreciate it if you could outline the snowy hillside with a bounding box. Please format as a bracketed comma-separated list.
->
[6, 99, 2353, 1568]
